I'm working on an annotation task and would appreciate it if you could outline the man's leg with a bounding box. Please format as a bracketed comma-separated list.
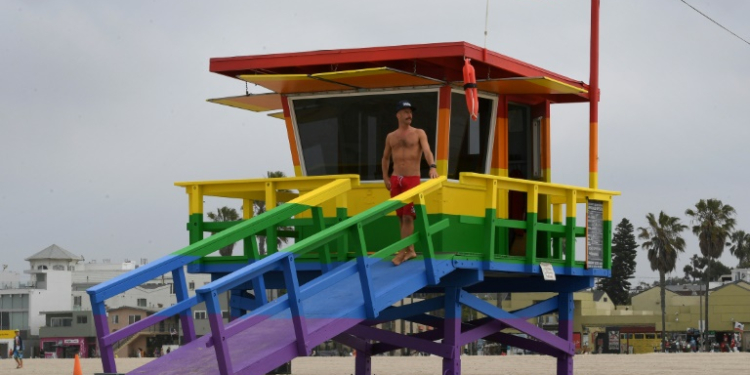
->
[401, 215, 416, 259]
[392, 216, 407, 265]
[393, 215, 417, 266]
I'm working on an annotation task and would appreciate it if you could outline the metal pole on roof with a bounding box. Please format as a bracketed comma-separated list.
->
[589, 0, 600, 190]
[484, 0, 490, 49]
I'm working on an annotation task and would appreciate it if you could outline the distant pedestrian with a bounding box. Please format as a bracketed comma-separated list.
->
[13, 329, 24, 369]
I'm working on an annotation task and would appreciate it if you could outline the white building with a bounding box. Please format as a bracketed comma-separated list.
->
[0, 244, 212, 358]
[731, 268, 750, 283]
[0, 266, 22, 289]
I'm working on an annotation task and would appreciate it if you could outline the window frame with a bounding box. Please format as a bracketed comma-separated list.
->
[288, 87, 442, 182]
[446, 88, 498, 181]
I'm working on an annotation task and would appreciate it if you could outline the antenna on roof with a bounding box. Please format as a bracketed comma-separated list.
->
[483, 0, 490, 49]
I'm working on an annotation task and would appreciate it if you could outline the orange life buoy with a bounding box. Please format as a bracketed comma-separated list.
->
[463, 58, 478, 120]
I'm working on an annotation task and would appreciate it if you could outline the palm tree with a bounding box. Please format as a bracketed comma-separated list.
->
[728, 230, 750, 268]
[637, 211, 687, 352]
[685, 199, 735, 349]
[252, 171, 291, 255]
[206, 206, 241, 256]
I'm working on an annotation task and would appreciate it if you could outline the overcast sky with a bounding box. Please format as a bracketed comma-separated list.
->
[2, 1, 749, 286]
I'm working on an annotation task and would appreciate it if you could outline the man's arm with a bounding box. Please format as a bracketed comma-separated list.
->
[382, 133, 392, 190]
[418, 129, 439, 179]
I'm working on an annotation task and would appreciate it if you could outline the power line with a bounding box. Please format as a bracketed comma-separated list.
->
[679, 0, 750, 46]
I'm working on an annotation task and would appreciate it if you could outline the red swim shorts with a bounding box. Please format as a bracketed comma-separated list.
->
[390, 175, 421, 218]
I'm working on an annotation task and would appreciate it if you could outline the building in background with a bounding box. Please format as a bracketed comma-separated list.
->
[1, 244, 216, 358]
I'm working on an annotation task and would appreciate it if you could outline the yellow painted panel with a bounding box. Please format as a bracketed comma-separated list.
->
[441, 184, 485, 217]
[188, 185, 203, 215]
[267, 111, 284, 119]
[207, 93, 282, 112]
[314, 67, 444, 89]
[472, 77, 588, 95]
[237, 74, 352, 94]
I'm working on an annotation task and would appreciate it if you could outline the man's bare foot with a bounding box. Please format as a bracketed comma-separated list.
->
[401, 249, 417, 262]
[393, 249, 417, 266]
[392, 251, 406, 266]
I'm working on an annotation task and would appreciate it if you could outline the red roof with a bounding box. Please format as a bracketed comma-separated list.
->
[209, 41, 590, 104]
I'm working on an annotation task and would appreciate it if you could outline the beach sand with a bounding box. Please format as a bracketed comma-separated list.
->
[5, 353, 749, 375]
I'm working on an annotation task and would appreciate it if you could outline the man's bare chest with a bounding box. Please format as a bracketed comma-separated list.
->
[391, 133, 419, 149]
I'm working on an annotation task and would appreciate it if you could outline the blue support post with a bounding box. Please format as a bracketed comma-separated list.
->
[443, 287, 461, 375]
[172, 267, 196, 343]
[251, 275, 268, 306]
[282, 254, 309, 356]
[557, 292, 574, 375]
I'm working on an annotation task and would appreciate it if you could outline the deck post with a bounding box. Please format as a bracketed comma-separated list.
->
[355, 340, 373, 375]
[442, 286, 462, 375]
[557, 292, 575, 375]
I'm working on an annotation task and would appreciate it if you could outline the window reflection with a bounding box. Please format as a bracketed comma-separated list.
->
[293, 91, 438, 180]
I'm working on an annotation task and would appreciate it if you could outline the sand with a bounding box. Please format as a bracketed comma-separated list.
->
[4, 353, 748, 375]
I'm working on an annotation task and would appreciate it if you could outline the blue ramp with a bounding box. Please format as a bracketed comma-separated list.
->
[128, 257, 454, 375]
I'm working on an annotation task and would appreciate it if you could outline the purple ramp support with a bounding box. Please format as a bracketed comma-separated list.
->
[205, 292, 233, 375]
[355, 340, 372, 375]
[443, 287, 461, 375]
[92, 302, 117, 374]
[557, 292, 574, 375]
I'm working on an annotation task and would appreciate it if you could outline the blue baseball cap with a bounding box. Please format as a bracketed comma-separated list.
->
[395, 100, 416, 113]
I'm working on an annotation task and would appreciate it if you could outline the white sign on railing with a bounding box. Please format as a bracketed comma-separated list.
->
[540, 262, 556, 281]
[586, 200, 604, 269]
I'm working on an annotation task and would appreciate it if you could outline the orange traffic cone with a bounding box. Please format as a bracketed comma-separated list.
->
[73, 353, 83, 375]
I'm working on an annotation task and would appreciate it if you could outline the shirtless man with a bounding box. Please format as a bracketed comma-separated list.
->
[382, 100, 439, 266]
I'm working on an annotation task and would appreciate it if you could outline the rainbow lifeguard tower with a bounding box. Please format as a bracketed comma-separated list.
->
[87, 5, 618, 375]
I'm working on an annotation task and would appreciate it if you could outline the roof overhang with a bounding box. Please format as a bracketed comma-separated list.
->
[209, 41, 590, 104]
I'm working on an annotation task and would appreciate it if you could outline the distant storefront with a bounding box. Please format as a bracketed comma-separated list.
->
[40, 337, 97, 358]
[0, 330, 16, 359]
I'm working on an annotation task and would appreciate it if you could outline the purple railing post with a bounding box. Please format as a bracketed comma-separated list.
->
[442, 287, 461, 375]
[92, 302, 117, 374]
[173, 267, 196, 343]
[557, 292, 574, 375]
[205, 291, 234, 375]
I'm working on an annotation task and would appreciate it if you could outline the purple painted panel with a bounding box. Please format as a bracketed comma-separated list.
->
[127, 317, 364, 375]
